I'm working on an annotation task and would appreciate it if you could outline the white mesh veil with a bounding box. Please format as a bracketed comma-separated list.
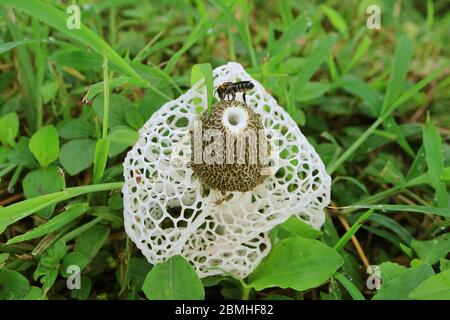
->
[122, 62, 331, 279]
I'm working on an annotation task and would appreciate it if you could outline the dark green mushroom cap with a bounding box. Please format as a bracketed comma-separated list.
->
[191, 100, 270, 192]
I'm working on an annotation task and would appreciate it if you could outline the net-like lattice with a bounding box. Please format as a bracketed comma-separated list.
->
[122, 62, 331, 279]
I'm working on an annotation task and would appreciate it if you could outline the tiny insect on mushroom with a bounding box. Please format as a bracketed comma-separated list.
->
[122, 62, 331, 279]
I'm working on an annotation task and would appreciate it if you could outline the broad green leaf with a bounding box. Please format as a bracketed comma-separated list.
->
[127, 257, 152, 291]
[411, 233, 450, 265]
[56, 118, 96, 139]
[71, 276, 92, 300]
[59, 138, 96, 176]
[373, 264, 434, 300]
[409, 269, 450, 300]
[278, 216, 322, 239]
[191, 63, 214, 114]
[7, 202, 89, 244]
[29, 125, 59, 167]
[75, 224, 110, 264]
[125, 109, 144, 131]
[424, 113, 447, 208]
[142, 255, 204, 300]
[0, 269, 30, 299]
[20, 286, 45, 300]
[379, 262, 408, 282]
[2, 0, 140, 79]
[22, 166, 66, 219]
[93, 94, 130, 129]
[0, 112, 19, 147]
[0, 182, 123, 233]
[107, 128, 138, 147]
[248, 237, 343, 291]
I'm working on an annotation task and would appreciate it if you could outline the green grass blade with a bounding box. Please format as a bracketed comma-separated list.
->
[353, 204, 450, 217]
[423, 113, 448, 208]
[334, 272, 365, 300]
[191, 63, 214, 114]
[333, 209, 374, 251]
[381, 35, 413, 115]
[164, 16, 208, 74]
[328, 62, 448, 175]
[7, 202, 89, 244]
[0, 182, 123, 233]
[2, 0, 141, 79]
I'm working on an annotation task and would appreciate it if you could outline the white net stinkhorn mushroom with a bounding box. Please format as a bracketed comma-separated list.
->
[122, 62, 331, 279]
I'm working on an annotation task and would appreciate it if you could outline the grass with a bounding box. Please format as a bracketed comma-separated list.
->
[0, 0, 449, 301]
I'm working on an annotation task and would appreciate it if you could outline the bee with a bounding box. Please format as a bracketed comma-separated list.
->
[215, 81, 255, 105]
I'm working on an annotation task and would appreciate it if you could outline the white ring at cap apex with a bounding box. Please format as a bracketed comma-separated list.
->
[222, 106, 248, 133]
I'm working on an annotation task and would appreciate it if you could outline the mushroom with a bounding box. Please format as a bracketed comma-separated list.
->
[122, 63, 331, 279]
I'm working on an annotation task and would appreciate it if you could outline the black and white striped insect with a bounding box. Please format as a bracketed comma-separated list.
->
[215, 81, 255, 105]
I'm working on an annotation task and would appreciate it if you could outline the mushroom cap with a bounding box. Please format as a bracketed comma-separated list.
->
[191, 99, 268, 192]
[122, 62, 331, 278]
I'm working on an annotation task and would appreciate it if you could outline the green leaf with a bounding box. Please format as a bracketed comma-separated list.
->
[22, 166, 66, 219]
[124, 109, 145, 131]
[164, 16, 209, 74]
[93, 94, 130, 129]
[74, 224, 110, 265]
[424, 113, 447, 208]
[20, 286, 45, 300]
[278, 216, 322, 239]
[293, 35, 336, 92]
[381, 35, 413, 115]
[29, 125, 59, 167]
[380, 160, 405, 185]
[333, 209, 375, 251]
[409, 269, 450, 300]
[339, 75, 381, 117]
[0, 182, 122, 233]
[93, 138, 110, 184]
[128, 257, 152, 291]
[248, 237, 343, 291]
[0, 112, 19, 147]
[7, 202, 89, 245]
[353, 204, 450, 218]
[60, 138, 96, 176]
[320, 5, 348, 37]
[295, 82, 330, 102]
[0, 269, 30, 299]
[71, 276, 92, 300]
[334, 272, 365, 300]
[373, 264, 434, 300]
[191, 63, 214, 114]
[56, 118, 96, 139]
[411, 233, 450, 265]
[2, 0, 141, 79]
[107, 128, 138, 147]
[142, 255, 204, 300]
